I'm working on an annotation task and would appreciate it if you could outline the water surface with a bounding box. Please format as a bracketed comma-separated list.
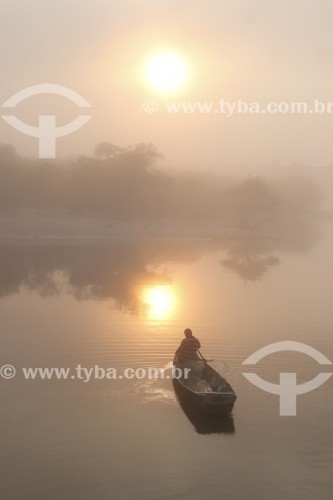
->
[0, 224, 332, 500]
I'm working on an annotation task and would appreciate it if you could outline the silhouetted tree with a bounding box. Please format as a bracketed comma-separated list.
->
[94, 143, 125, 160]
[0, 143, 324, 222]
[225, 177, 279, 229]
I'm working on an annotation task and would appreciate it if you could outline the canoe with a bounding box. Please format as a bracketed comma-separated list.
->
[172, 379, 235, 434]
[173, 356, 237, 414]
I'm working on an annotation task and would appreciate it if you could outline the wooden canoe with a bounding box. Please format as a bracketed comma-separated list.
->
[173, 357, 237, 414]
[172, 379, 235, 434]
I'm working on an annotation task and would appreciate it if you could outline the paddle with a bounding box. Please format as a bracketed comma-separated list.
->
[198, 350, 212, 363]
[198, 350, 216, 363]
[198, 349, 206, 361]
[199, 351, 231, 379]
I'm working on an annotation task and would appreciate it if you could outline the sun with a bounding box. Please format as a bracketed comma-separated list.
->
[145, 52, 188, 94]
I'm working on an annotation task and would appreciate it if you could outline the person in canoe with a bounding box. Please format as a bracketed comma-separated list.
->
[175, 328, 202, 362]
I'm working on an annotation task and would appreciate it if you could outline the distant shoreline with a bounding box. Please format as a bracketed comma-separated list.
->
[0, 211, 239, 244]
[0, 210, 330, 246]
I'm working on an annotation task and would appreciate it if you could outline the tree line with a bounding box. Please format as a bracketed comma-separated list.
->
[0, 142, 323, 227]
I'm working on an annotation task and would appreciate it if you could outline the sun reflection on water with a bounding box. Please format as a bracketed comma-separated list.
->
[142, 284, 176, 320]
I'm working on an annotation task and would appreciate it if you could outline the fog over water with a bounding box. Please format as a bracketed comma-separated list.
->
[0, 142, 332, 498]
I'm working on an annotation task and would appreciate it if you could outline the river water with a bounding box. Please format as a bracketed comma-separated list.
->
[0, 222, 332, 499]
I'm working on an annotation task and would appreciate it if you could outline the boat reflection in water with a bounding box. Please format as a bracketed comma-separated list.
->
[172, 379, 235, 435]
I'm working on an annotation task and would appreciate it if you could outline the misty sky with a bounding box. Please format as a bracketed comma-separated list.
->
[1, 0, 333, 170]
